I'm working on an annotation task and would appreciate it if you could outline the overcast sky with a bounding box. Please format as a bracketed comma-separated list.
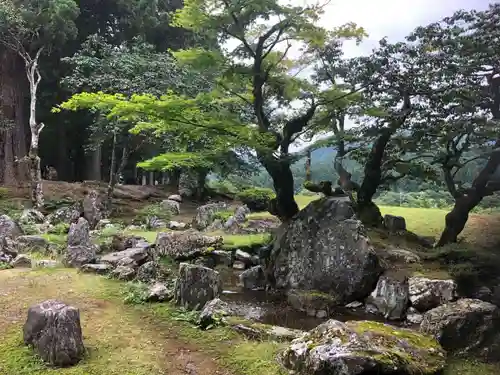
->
[289, 0, 493, 151]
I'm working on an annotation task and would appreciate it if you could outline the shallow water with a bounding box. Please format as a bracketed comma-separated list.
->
[217, 266, 409, 331]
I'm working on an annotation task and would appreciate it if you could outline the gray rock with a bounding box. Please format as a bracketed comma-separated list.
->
[269, 198, 383, 305]
[287, 289, 337, 318]
[34, 260, 58, 268]
[232, 261, 246, 270]
[420, 298, 500, 361]
[472, 286, 493, 302]
[168, 221, 188, 230]
[46, 204, 82, 225]
[17, 235, 50, 254]
[409, 277, 457, 312]
[233, 205, 250, 223]
[168, 194, 182, 203]
[154, 230, 222, 260]
[146, 282, 171, 302]
[161, 199, 180, 215]
[385, 248, 421, 264]
[384, 214, 407, 232]
[206, 219, 224, 232]
[111, 265, 136, 280]
[136, 261, 158, 283]
[67, 218, 91, 247]
[110, 234, 149, 252]
[345, 301, 363, 309]
[23, 300, 85, 366]
[235, 249, 254, 266]
[11, 254, 32, 268]
[0, 214, 23, 238]
[178, 171, 198, 198]
[279, 319, 446, 375]
[230, 320, 304, 342]
[407, 307, 423, 324]
[65, 245, 97, 268]
[239, 266, 266, 290]
[100, 247, 150, 268]
[1, 236, 19, 257]
[79, 263, 112, 275]
[192, 202, 228, 230]
[212, 250, 233, 266]
[19, 209, 45, 224]
[365, 275, 409, 320]
[174, 263, 222, 310]
[82, 190, 104, 229]
[199, 298, 233, 329]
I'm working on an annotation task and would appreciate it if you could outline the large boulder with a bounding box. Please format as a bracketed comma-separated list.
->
[365, 274, 410, 320]
[161, 199, 180, 216]
[154, 230, 223, 260]
[420, 298, 500, 361]
[174, 263, 222, 310]
[16, 235, 50, 254]
[384, 214, 406, 232]
[192, 202, 228, 230]
[65, 245, 96, 268]
[409, 277, 457, 312]
[23, 300, 85, 367]
[279, 319, 446, 375]
[82, 190, 104, 229]
[11, 254, 32, 268]
[268, 197, 383, 305]
[67, 218, 91, 247]
[0, 214, 23, 238]
[46, 203, 82, 225]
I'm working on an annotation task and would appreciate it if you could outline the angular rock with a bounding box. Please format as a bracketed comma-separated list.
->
[23, 300, 85, 367]
[111, 265, 136, 280]
[199, 298, 234, 329]
[228, 317, 304, 342]
[79, 263, 112, 275]
[365, 275, 409, 320]
[168, 194, 182, 203]
[240, 266, 266, 290]
[192, 202, 228, 230]
[34, 259, 58, 268]
[233, 205, 250, 223]
[110, 234, 149, 252]
[154, 230, 222, 260]
[0, 236, 18, 257]
[384, 214, 407, 232]
[19, 209, 45, 225]
[212, 250, 232, 266]
[65, 245, 96, 268]
[161, 199, 180, 215]
[174, 263, 222, 310]
[67, 218, 91, 247]
[269, 197, 383, 305]
[136, 261, 158, 283]
[146, 282, 172, 302]
[46, 204, 82, 225]
[82, 190, 104, 229]
[407, 307, 423, 325]
[11, 254, 32, 268]
[279, 320, 446, 375]
[232, 261, 246, 270]
[409, 277, 457, 312]
[420, 298, 500, 361]
[235, 249, 254, 267]
[16, 235, 50, 254]
[0, 214, 23, 238]
[100, 247, 150, 268]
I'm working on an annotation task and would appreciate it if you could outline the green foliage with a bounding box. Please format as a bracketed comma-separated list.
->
[47, 222, 69, 235]
[0, 187, 8, 199]
[123, 281, 150, 304]
[170, 307, 201, 325]
[236, 187, 276, 212]
[213, 210, 234, 222]
[0, 261, 12, 270]
[134, 204, 171, 229]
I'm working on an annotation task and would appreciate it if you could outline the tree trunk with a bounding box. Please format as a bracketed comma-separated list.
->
[142, 171, 146, 185]
[86, 145, 102, 181]
[259, 154, 299, 220]
[194, 169, 208, 201]
[305, 149, 312, 182]
[25, 48, 44, 209]
[149, 171, 154, 186]
[167, 169, 180, 191]
[0, 48, 27, 185]
[106, 129, 117, 201]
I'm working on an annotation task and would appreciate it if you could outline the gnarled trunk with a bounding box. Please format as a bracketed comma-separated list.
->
[305, 149, 311, 182]
[259, 154, 298, 221]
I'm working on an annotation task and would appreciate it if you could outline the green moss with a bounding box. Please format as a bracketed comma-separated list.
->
[213, 210, 234, 222]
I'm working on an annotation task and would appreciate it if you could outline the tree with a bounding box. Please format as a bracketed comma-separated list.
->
[406, 4, 500, 246]
[0, 0, 79, 207]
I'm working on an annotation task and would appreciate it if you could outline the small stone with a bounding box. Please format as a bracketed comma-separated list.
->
[384, 214, 406, 232]
[79, 263, 112, 275]
[232, 261, 246, 270]
[111, 266, 136, 280]
[316, 310, 328, 319]
[406, 307, 423, 324]
[11, 254, 32, 268]
[345, 301, 363, 309]
[168, 194, 182, 203]
[161, 199, 180, 215]
[146, 282, 171, 302]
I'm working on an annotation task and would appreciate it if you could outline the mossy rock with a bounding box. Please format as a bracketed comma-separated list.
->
[225, 316, 303, 342]
[279, 319, 445, 375]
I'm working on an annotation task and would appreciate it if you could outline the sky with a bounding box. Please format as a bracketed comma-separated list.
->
[288, 0, 493, 151]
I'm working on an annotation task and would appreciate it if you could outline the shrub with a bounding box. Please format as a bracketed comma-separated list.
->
[0, 261, 12, 270]
[123, 281, 150, 304]
[134, 204, 171, 229]
[48, 222, 70, 235]
[213, 210, 234, 222]
[236, 187, 276, 212]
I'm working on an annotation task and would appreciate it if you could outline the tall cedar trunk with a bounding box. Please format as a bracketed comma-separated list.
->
[26, 49, 44, 209]
[305, 149, 312, 182]
[86, 145, 102, 181]
[437, 148, 500, 246]
[0, 48, 27, 185]
[194, 169, 208, 201]
[356, 129, 392, 226]
[106, 130, 117, 201]
[259, 154, 299, 220]
[167, 169, 181, 191]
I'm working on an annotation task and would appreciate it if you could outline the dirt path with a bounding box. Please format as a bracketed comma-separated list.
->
[0, 269, 233, 375]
